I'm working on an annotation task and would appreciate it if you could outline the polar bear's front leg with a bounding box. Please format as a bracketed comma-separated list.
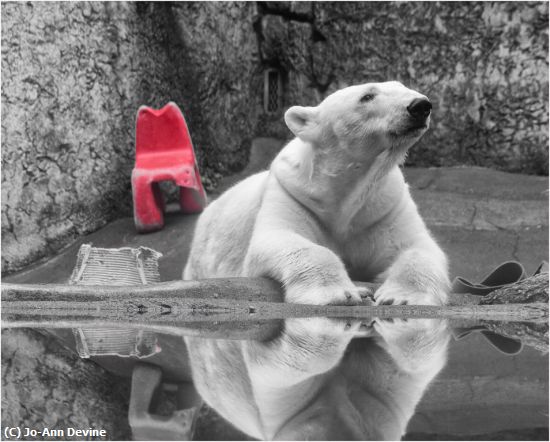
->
[373, 317, 450, 375]
[244, 176, 369, 305]
[246, 230, 369, 305]
[374, 239, 449, 306]
[247, 317, 370, 387]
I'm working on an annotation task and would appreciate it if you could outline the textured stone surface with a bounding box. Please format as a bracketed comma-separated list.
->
[1, 2, 169, 273]
[254, 2, 549, 174]
[1, 2, 259, 274]
[1, 329, 131, 440]
[168, 2, 260, 178]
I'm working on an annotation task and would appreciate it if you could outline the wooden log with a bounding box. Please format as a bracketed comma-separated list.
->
[2, 275, 548, 341]
[480, 272, 549, 304]
[471, 273, 549, 353]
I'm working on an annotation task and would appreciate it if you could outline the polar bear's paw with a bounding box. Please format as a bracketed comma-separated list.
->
[289, 317, 375, 337]
[374, 279, 445, 306]
[373, 317, 449, 373]
[286, 281, 372, 306]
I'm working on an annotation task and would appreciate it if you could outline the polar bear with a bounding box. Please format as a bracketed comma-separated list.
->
[184, 81, 448, 307]
[183, 81, 450, 440]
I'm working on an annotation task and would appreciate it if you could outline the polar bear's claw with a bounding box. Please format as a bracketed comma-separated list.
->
[286, 282, 364, 305]
[296, 318, 369, 336]
[374, 279, 444, 306]
[358, 286, 374, 299]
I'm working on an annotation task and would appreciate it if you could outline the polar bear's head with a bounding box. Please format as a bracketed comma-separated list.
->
[284, 81, 431, 164]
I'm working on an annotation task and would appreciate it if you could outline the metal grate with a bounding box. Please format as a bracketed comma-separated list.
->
[264, 69, 282, 114]
[70, 244, 163, 359]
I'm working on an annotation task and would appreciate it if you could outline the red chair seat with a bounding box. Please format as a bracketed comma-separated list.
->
[131, 103, 207, 233]
[135, 152, 193, 169]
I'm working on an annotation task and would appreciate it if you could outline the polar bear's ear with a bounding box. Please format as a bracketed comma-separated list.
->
[284, 106, 320, 141]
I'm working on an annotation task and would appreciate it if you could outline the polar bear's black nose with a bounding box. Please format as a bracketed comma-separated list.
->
[407, 98, 432, 120]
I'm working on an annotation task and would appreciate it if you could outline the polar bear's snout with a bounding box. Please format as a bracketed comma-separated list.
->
[397, 96, 432, 138]
[407, 97, 432, 122]
[404, 97, 432, 134]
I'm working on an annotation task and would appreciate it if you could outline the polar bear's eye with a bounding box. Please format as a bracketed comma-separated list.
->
[360, 93, 376, 103]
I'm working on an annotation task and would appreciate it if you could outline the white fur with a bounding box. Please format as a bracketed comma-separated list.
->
[183, 81, 450, 440]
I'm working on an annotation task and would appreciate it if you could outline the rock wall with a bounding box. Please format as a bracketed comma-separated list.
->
[255, 1, 549, 174]
[1, 329, 131, 440]
[2, 1, 548, 274]
[2, 2, 162, 273]
[1, 2, 260, 274]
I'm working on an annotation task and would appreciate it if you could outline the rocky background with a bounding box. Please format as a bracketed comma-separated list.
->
[257, 2, 549, 173]
[1, 329, 132, 440]
[2, 1, 548, 273]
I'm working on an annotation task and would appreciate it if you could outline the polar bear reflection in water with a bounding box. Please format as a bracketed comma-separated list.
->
[184, 81, 451, 439]
[186, 317, 449, 440]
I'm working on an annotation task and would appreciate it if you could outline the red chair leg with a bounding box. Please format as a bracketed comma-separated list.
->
[132, 172, 164, 233]
[179, 187, 207, 214]
[151, 182, 165, 213]
[179, 165, 207, 214]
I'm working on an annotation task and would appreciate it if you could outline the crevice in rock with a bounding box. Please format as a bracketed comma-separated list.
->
[254, 1, 334, 96]
[257, 2, 313, 23]
[2, 205, 19, 243]
[307, 56, 335, 94]
[252, 11, 265, 64]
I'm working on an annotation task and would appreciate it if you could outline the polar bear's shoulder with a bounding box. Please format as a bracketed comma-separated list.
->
[212, 171, 270, 211]
[184, 171, 269, 279]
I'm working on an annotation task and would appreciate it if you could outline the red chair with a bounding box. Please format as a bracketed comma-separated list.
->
[132, 103, 207, 233]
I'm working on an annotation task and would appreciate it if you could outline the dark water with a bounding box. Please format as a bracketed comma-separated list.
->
[1, 313, 547, 441]
[92, 316, 546, 441]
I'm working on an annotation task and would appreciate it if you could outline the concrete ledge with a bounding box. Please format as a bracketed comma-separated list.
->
[414, 190, 547, 231]
[405, 167, 548, 231]
[404, 167, 548, 200]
